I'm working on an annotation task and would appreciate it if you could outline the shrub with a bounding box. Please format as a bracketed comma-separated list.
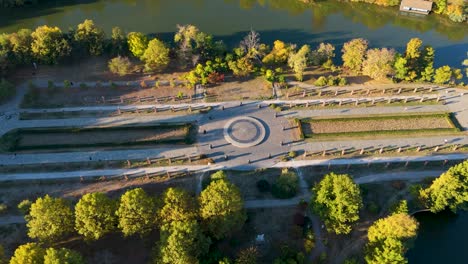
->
[63, 80, 71, 88]
[108, 56, 132, 76]
[288, 151, 297, 158]
[79, 83, 88, 90]
[271, 171, 299, 199]
[314, 76, 328, 86]
[0, 203, 7, 214]
[256, 179, 270, 193]
[18, 199, 32, 215]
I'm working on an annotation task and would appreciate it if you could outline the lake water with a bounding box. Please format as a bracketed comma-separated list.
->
[407, 211, 468, 264]
[0, 0, 467, 67]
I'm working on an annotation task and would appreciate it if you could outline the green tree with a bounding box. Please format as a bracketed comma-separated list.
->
[420, 161, 468, 213]
[433, 65, 452, 84]
[9, 243, 45, 264]
[262, 40, 292, 66]
[116, 188, 157, 237]
[74, 19, 105, 56]
[365, 237, 407, 264]
[310, 42, 335, 66]
[365, 213, 419, 264]
[393, 55, 409, 80]
[434, 0, 448, 14]
[362, 48, 395, 80]
[142, 38, 170, 72]
[199, 178, 246, 239]
[75, 192, 117, 241]
[17, 199, 32, 215]
[155, 220, 211, 264]
[127, 32, 148, 59]
[311, 173, 363, 234]
[271, 170, 299, 199]
[31, 25, 71, 64]
[111, 26, 127, 56]
[27, 195, 74, 242]
[288, 44, 310, 81]
[405, 38, 423, 60]
[419, 46, 435, 81]
[390, 200, 409, 215]
[341, 38, 368, 73]
[9, 28, 32, 64]
[108, 56, 132, 76]
[228, 56, 254, 77]
[158, 187, 198, 226]
[44, 248, 85, 264]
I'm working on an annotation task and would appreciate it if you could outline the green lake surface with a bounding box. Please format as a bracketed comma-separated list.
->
[0, 0, 467, 66]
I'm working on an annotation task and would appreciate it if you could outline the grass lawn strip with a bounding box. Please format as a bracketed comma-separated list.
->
[299, 113, 461, 139]
[1, 124, 194, 151]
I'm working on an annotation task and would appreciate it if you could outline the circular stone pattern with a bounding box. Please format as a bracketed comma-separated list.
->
[224, 116, 266, 148]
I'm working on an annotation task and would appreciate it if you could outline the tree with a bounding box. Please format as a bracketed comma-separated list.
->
[75, 192, 117, 241]
[365, 237, 407, 264]
[199, 178, 246, 239]
[127, 32, 148, 59]
[27, 195, 74, 242]
[228, 56, 254, 77]
[288, 44, 310, 81]
[434, 0, 447, 14]
[271, 170, 299, 199]
[9, 28, 32, 64]
[405, 38, 423, 60]
[111, 26, 127, 56]
[362, 48, 395, 80]
[433, 65, 452, 84]
[310, 42, 335, 66]
[262, 40, 292, 66]
[31, 25, 71, 64]
[74, 19, 105, 56]
[155, 220, 211, 264]
[17, 199, 32, 215]
[158, 188, 198, 226]
[420, 161, 468, 213]
[108, 56, 132, 76]
[446, 4, 466, 22]
[419, 46, 435, 82]
[141, 38, 170, 72]
[311, 173, 363, 234]
[235, 247, 258, 264]
[9, 243, 45, 264]
[393, 55, 409, 80]
[390, 200, 409, 215]
[240, 29, 261, 56]
[463, 52, 468, 77]
[44, 248, 85, 264]
[341, 38, 368, 73]
[116, 188, 157, 237]
[365, 213, 419, 264]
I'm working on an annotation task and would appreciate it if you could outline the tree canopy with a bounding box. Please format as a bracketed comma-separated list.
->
[27, 195, 74, 242]
[420, 161, 468, 213]
[75, 192, 117, 241]
[341, 38, 368, 73]
[362, 48, 395, 80]
[73, 19, 105, 56]
[158, 187, 198, 226]
[311, 173, 363, 234]
[31, 25, 71, 64]
[199, 177, 246, 239]
[116, 188, 157, 237]
[127, 32, 149, 59]
[9, 243, 45, 264]
[142, 38, 170, 72]
[288, 44, 310, 81]
[365, 213, 419, 264]
[44, 248, 85, 264]
[155, 220, 211, 264]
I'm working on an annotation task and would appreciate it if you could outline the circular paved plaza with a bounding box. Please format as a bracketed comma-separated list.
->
[224, 116, 266, 148]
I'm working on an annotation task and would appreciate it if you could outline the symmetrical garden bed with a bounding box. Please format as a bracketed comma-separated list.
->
[299, 113, 461, 139]
[1, 124, 194, 151]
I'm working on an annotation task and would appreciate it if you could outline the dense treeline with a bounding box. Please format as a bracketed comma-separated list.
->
[0, 171, 249, 264]
[1, 19, 466, 89]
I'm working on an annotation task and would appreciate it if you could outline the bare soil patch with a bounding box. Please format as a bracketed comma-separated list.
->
[205, 76, 272, 101]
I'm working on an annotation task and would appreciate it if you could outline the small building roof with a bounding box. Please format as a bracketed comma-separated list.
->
[400, 0, 433, 10]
